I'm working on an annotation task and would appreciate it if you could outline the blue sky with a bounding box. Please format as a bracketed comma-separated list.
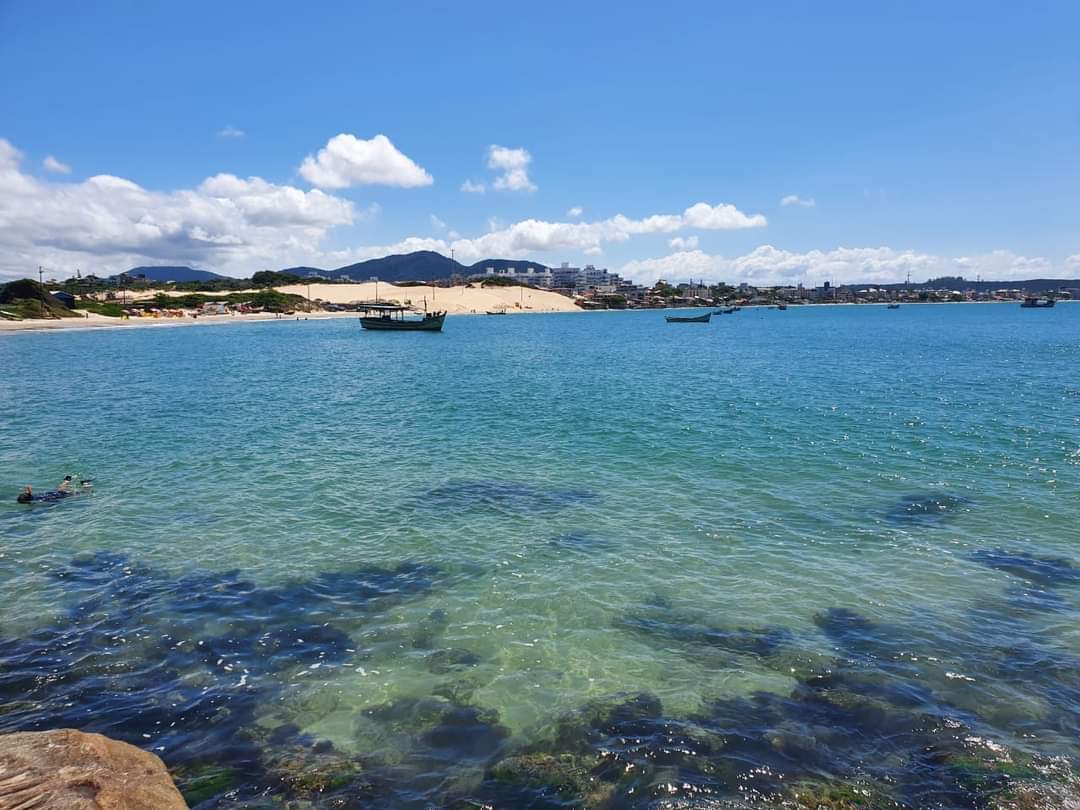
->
[1, 1, 1078, 284]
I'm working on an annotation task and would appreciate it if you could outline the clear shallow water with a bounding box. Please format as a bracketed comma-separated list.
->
[1, 304, 1078, 808]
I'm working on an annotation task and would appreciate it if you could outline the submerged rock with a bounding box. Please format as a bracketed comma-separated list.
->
[970, 548, 1080, 589]
[412, 607, 449, 649]
[548, 532, 617, 553]
[0, 729, 188, 809]
[425, 647, 482, 674]
[0, 549, 452, 799]
[617, 612, 792, 659]
[883, 492, 972, 526]
[172, 763, 242, 806]
[490, 752, 613, 808]
[783, 778, 898, 809]
[419, 480, 597, 512]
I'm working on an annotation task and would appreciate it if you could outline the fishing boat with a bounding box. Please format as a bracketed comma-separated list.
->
[1020, 297, 1055, 308]
[665, 312, 712, 323]
[776, 303, 788, 310]
[359, 304, 446, 331]
[887, 303, 900, 309]
[723, 306, 738, 314]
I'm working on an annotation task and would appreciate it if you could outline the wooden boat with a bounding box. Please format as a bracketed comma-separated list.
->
[359, 304, 446, 331]
[887, 303, 900, 309]
[485, 309, 507, 315]
[665, 312, 712, 323]
[1020, 297, 1055, 308]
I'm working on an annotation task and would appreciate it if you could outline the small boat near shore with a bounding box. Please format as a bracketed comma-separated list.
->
[887, 303, 900, 309]
[359, 304, 446, 331]
[665, 312, 712, 323]
[1020, 297, 1055, 308]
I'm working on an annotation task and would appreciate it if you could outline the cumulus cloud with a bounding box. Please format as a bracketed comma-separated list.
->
[669, 235, 698, 250]
[780, 194, 815, 208]
[42, 155, 71, 174]
[299, 133, 432, 189]
[618, 245, 1063, 287]
[1066, 253, 1080, 270]
[217, 125, 245, 139]
[0, 137, 355, 280]
[460, 179, 485, 193]
[426, 202, 761, 262]
[487, 145, 536, 192]
[0, 147, 769, 279]
[567, 206, 583, 218]
[11, 135, 1059, 289]
[683, 202, 767, 229]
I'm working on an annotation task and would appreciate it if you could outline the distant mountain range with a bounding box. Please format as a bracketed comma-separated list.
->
[114, 266, 227, 282]
[295, 252, 551, 282]
[115, 252, 552, 285]
[111, 255, 1079, 292]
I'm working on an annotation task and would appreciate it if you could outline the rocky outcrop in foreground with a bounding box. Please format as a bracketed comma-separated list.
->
[0, 729, 188, 809]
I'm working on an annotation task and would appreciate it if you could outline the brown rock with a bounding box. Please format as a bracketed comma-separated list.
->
[0, 729, 188, 809]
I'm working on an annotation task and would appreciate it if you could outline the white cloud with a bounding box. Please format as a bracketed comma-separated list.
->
[618, 245, 1063, 287]
[323, 200, 764, 268]
[8, 134, 1061, 288]
[460, 179, 485, 193]
[780, 194, 815, 208]
[217, 125, 245, 139]
[1063, 253, 1080, 270]
[421, 202, 761, 263]
[42, 155, 71, 174]
[299, 133, 432, 189]
[0, 137, 355, 280]
[683, 202, 767, 229]
[567, 206, 583, 218]
[430, 214, 446, 230]
[487, 145, 536, 192]
[669, 235, 699, 250]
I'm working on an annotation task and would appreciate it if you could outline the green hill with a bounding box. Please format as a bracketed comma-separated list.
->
[0, 279, 81, 320]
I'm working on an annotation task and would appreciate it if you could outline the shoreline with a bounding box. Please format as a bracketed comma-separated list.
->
[0, 298, 1070, 336]
[0, 310, 359, 335]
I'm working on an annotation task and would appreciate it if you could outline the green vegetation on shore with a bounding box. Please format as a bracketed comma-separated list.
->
[147, 289, 309, 312]
[0, 279, 81, 320]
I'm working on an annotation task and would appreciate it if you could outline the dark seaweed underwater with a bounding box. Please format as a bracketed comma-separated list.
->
[1, 491, 1078, 809]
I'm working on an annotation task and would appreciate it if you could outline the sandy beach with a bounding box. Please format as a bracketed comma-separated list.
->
[0, 282, 583, 334]
[238, 282, 580, 314]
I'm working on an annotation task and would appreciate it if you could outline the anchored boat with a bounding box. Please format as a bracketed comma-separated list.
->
[665, 312, 712, 323]
[1020, 297, 1055, 308]
[359, 304, 446, 331]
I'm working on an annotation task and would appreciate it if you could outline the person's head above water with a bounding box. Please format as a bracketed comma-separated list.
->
[16, 485, 32, 504]
[63, 475, 72, 482]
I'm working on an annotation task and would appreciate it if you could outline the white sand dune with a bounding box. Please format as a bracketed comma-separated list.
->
[274, 282, 581, 314]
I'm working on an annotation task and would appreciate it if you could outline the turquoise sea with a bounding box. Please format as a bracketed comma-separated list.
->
[1, 303, 1078, 808]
